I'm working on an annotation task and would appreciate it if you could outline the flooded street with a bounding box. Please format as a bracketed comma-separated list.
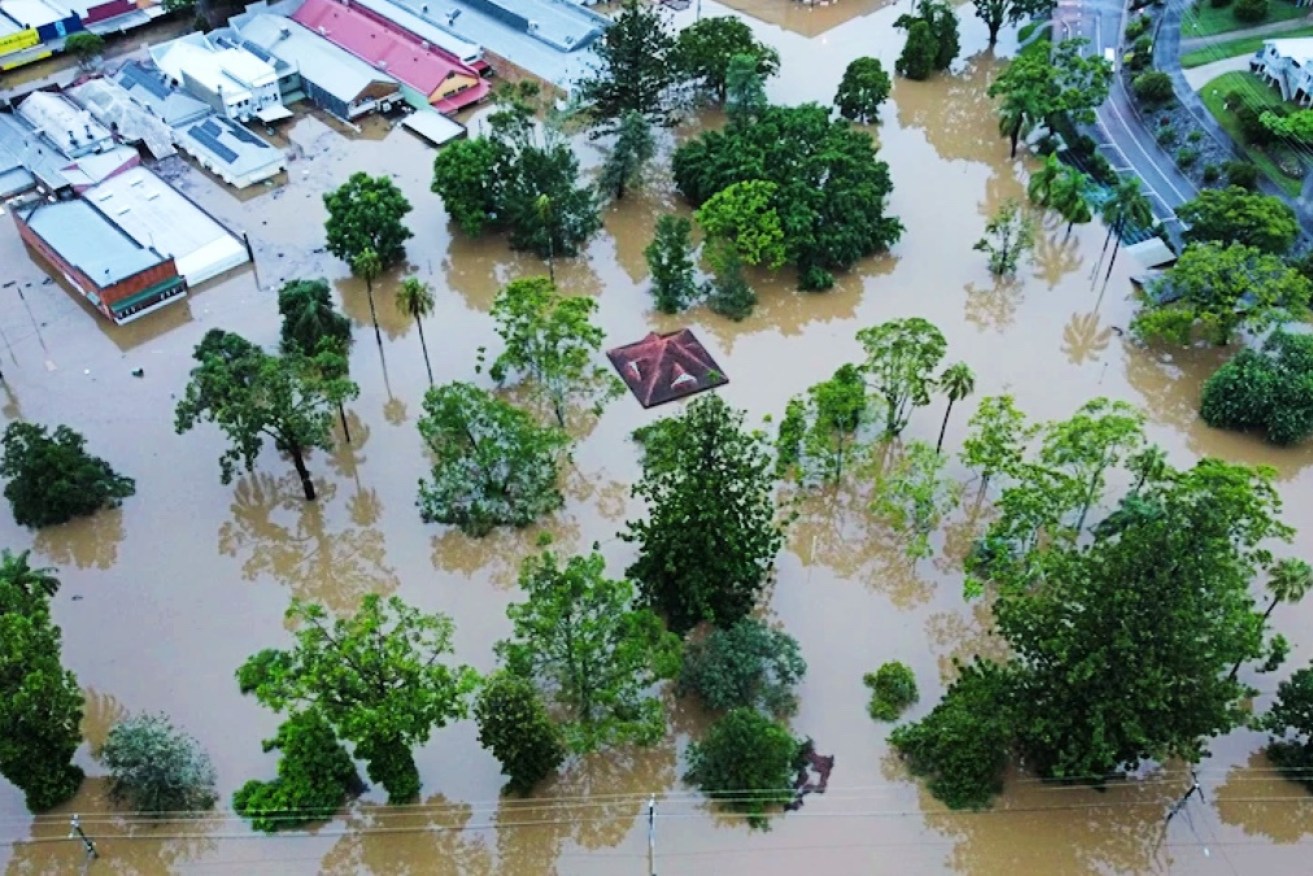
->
[3, 2, 1313, 873]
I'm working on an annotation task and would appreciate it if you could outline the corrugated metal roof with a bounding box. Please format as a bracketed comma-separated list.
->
[21, 198, 167, 287]
[115, 60, 212, 128]
[236, 13, 400, 104]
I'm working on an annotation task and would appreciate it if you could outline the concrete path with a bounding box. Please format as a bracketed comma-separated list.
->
[1181, 54, 1255, 90]
[1178, 14, 1313, 52]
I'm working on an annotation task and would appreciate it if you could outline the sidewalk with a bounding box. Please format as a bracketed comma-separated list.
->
[1178, 14, 1313, 52]
[1181, 54, 1252, 90]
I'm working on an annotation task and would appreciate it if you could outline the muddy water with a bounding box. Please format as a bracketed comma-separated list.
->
[2, 2, 1312, 873]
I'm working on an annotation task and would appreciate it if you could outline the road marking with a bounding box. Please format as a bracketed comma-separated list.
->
[1099, 93, 1196, 204]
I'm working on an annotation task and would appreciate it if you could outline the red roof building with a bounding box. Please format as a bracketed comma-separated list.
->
[607, 329, 729, 408]
[292, 0, 489, 113]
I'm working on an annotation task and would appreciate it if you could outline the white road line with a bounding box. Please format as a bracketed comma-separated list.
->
[1099, 95, 1197, 203]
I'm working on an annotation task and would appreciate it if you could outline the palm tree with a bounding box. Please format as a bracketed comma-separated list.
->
[351, 248, 383, 348]
[935, 362, 975, 454]
[0, 549, 59, 601]
[1229, 557, 1312, 681]
[1098, 177, 1154, 287]
[1028, 156, 1092, 237]
[396, 277, 436, 386]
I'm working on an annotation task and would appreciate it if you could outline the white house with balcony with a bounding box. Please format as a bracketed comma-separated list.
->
[149, 33, 287, 123]
[1251, 38, 1313, 106]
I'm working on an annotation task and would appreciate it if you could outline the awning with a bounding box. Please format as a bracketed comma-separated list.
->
[402, 110, 465, 147]
[255, 105, 294, 123]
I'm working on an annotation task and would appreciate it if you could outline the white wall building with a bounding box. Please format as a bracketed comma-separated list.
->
[149, 33, 283, 122]
[1252, 38, 1313, 107]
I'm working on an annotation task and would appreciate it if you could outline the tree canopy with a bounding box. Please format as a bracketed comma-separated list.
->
[624, 394, 785, 633]
[233, 710, 361, 832]
[895, 0, 960, 80]
[577, 0, 675, 130]
[323, 172, 414, 269]
[685, 708, 802, 829]
[672, 103, 902, 290]
[496, 550, 679, 753]
[834, 57, 892, 123]
[0, 421, 135, 528]
[856, 317, 948, 437]
[416, 382, 569, 536]
[973, 0, 1055, 45]
[474, 671, 565, 795]
[598, 110, 656, 201]
[238, 595, 479, 803]
[988, 38, 1111, 157]
[645, 215, 699, 313]
[695, 179, 788, 269]
[1264, 663, 1313, 792]
[1201, 330, 1313, 445]
[776, 363, 874, 485]
[673, 16, 779, 104]
[102, 713, 218, 814]
[278, 279, 351, 357]
[1177, 186, 1299, 255]
[678, 618, 807, 717]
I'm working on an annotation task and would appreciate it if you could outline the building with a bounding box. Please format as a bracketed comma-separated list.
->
[0, 109, 138, 192]
[226, 9, 403, 120]
[150, 32, 285, 122]
[67, 76, 178, 159]
[1252, 38, 1313, 106]
[115, 60, 212, 128]
[0, 14, 42, 69]
[291, 0, 490, 112]
[344, 0, 485, 69]
[175, 114, 286, 188]
[12, 194, 187, 324]
[0, 0, 83, 44]
[401, 107, 465, 145]
[607, 330, 728, 408]
[17, 90, 114, 158]
[83, 166, 249, 286]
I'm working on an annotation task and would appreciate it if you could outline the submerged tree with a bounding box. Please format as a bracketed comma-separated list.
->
[960, 395, 1036, 490]
[277, 279, 352, 358]
[0, 422, 135, 528]
[233, 710, 361, 832]
[894, 0, 959, 80]
[776, 363, 874, 485]
[1264, 663, 1313, 792]
[416, 382, 569, 537]
[678, 618, 807, 717]
[102, 713, 218, 814]
[935, 362, 976, 454]
[474, 671, 566, 795]
[871, 438, 963, 560]
[673, 16, 779, 104]
[1027, 154, 1092, 235]
[973, 0, 1055, 46]
[974, 200, 1036, 276]
[685, 708, 802, 829]
[724, 53, 769, 126]
[238, 595, 479, 803]
[175, 330, 358, 501]
[487, 277, 622, 427]
[1201, 330, 1313, 446]
[856, 317, 948, 437]
[834, 56, 892, 122]
[577, 0, 675, 130]
[497, 550, 679, 753]
[599, 110, 657, 201]
[645, 214, 700, 313]
[625, 394, 785, 633]
[396, 276, 437, 386]
[323, 172, 413, 270]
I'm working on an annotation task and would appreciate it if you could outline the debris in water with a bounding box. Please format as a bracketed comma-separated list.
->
[785, 740, 834, 812]
[131, 368, 144, 378]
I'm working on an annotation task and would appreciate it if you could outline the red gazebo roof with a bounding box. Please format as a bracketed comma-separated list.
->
[607, 329, 728, 408]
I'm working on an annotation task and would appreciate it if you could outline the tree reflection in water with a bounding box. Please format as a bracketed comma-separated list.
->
[320, 796, 493, 875]
[1062, 311, 1114, 366]
[33, 508, 126, 572]
[1214, 750, 1313, 845]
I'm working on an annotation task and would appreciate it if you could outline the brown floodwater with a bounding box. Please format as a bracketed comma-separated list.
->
[3, 3, 1313, 873]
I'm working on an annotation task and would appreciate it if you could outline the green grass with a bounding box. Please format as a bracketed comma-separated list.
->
[1198, 70, 1306, 195]
[1181, 23, 1313, 66]
[1181, 0, 1309, 38]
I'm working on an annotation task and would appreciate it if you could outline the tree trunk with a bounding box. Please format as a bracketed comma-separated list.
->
[616, 177, 627, 201]
[936, 399, 955, 454]
[416, 318, 434, 386]
[365, 277, 382, 348]
[1009, 118, 1021, 158]
[988, 19, 1001, 45]
[338, 401, 351, 445]
[1102, 237, 1121, 288]
[290, 444, 316, 501]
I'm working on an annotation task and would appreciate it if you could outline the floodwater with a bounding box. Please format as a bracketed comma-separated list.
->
[2, 2, 1313, 874]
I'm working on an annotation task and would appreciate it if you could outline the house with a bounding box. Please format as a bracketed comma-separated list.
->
[17, 90, 114, 158]
[115, 60, 212, 128]
[291, 0, 489, 112]
[175, 114, 286, 188]
[0, 14, 41, 69]
[607, 330, 729, 408]
[12, 193, 187, 324]
[1251, 38, 1313, 106]
[149, 32, 285, 123]
[225, 10, 403, 120]
[82, 166, 250, 286]
[0, 0, 83, 44]
[0, 109, 138, 193]
[67, 76, 178, 159]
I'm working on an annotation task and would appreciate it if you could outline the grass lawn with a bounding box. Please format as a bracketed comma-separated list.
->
[1181, 0, 1310, 38]
[1198, 70, 1305, 196]
[1181, 23, 1313, 66]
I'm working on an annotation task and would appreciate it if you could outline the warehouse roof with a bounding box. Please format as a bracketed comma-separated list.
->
[233, 13, 400, 104]
[20, 198, 167, 287]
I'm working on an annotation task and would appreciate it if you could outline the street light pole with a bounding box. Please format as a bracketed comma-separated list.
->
[647, 795, 657, 876]
[69, 814, 97, 859]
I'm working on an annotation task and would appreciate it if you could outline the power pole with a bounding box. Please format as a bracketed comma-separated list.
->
[647, 795, 657, 876]
[69, 814, 97, 859]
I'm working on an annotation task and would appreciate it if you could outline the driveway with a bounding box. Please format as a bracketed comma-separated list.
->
[1181, 54, 1254, 91]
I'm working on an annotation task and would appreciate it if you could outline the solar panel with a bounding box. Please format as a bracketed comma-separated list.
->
[121, 64, 171, 100]
[188, 126, 238, 164]
[199, 119, 221, 137]
[225, 121, 265, 147]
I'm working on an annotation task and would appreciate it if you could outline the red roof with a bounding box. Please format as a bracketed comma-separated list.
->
[292, 0, 489, 112]
[607, 329, 728, 408]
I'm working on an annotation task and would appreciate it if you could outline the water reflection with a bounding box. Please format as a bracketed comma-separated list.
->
[1031, 222, 1084, 290]
[1214, 750, 1313, 844]
[896, 53, 1005, 166]
[715, 0, 895, 36]
[320, 797, 493, 875]
[81, 687, 130, 757]
[1062, 311, 1114, 365]
[33, 508, 126, 571]
[430, 514, 581, 589]
[337, 271, 413, 342]
[963, 278, 1026, 333]
[218, 472, 400, 615]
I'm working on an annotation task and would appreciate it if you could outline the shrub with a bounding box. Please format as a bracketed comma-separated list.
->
[1187, 129, 1204, 143]
[864, 661, 919, 721]
[684, 708, 802, 829]
[1156, 126, 1178, 146]
[1200, 331, 1313, 445]
[1234, 0, 1267, 22]
[101, 713, 217, 814]
[232, 712, 361, 833]
[1202, 163, 1221, 183]
[1133, 71, 1174, 104]
[0, 422, 135, 528]
[1176, 146, 1200, 167]
[1234, 103, 1273, 144]
[1125, 14, 1152, 38]
[1225, 160, 1260, 188]
[679, 619, 808, 717]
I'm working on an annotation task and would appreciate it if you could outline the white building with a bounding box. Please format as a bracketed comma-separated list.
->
[17, 91, 114, 159]
[1251, 38, 1313, 106]
[149, 33, 284, 122]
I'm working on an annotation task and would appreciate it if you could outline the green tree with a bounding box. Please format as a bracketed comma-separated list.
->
[703, 240, 757, 320]
[672, 103, 902, 289]
[1026, 154, 1092, 235]
[856, 317, 948, 437]
[864, 660, 918, 720]
[497, 550, 679, 753]
[625, 394, 785, 633]
[960, 395, 1036, 490]
[1133, 242, 1312, 345]
[238, 595, 479, 803]
[695, 179, 787, 268]
[396, 276, 436, 386]
[988, 38, 1112, 158]
[474, 671, 566, 795]
[487, 276, 622, 427]
[724, 53, 769, 126]
[277, 279, 351, 357]
[323, 172, 413, 270]
[895, 0, 959, 79]
[1097, 175, 1154, 278]
[0, 422, 135, 528]
[678, 619, 807, 717]
[0, 554, 83, 811]
[974, 199, 1036, 276]
[1201, 330, 1313, 445]
[1132, 70, 1174, 103]
[872, 438, 963, 559]
[64, 31, 104, 65]
[416, 382, 568, 536]
[578, 0, 675, 130]
[685, 708, 802, 829]
[973, 0, 1055, 45]
[175, 330, 358, 501]
[431, 137, 504, 236]
[645, 214, 699, 313]
[834, 56, 892, 122]
[776, 363, 873, 485]
[672, 16, 779, 104]
[1261, 107, 1313, 143]
[1177, 185, 1299, 255]
[935, 362, 975, 454]
[1039, 397, 1144, 534]
[351, 248, 384, 346]
[895, 19, 937, 81]
[1263, 664, 1313, 791]
[101, 713, 217, 814]
[232, 710, 361, 832]
[599, 110, 656, 201]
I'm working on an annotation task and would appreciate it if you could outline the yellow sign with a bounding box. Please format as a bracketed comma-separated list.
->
[0, 28, 40, 57]
[2, 48, 48, 70]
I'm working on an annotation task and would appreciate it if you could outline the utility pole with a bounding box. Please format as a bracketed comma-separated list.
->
[69, 814, 97, 859]
[647, 795, 657, 876]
